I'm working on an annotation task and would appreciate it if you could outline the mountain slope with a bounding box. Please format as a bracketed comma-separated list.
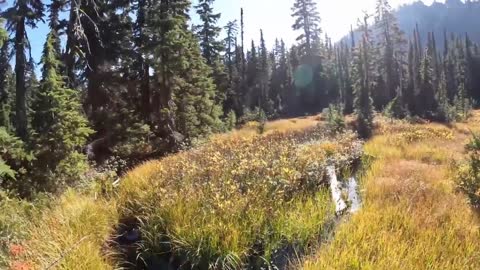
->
[342, 0, 480, 47]
[396, 0, 480, 46]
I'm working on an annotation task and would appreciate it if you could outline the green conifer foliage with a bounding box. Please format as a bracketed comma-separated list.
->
[2, 0, 44, 141]
[31, 32, 93, 191]
[418, 47, 437, 118]
[291, 0, 321, 56]
[0, 34, 11, 131]
[353, 15, 375, 139]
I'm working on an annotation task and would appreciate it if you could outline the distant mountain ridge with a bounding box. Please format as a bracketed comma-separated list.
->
[341, 0, 480, 48]
[397, 0, 480, 45]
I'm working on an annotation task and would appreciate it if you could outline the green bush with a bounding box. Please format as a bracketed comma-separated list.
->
[326, 104, 346, 134]
[456, 133, 480, 207]
[225, 110, 237, 131]
[257, 109, 267, 134]
[384, 94, 408, 120]
[0, 128, 33, 196]
[112, 122, 154, 157]
[238, 107, 262, 125]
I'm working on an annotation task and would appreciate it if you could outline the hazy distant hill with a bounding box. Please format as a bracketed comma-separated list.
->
[397, 0, 480, 44]
[342, 0, 480, 48]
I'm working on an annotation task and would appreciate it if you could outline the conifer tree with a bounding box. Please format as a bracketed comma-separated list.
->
[223, 20, 239, 113]
[443, 30, 457, 101]
[240, 8, 246, 89]
[291, 0, 321, 56]
[258, 30, 272, 113]
[436, 70, 453, 122]
[405, 41, 416, 114]
[48, 0, 63, 56]
[150, 0, 222, 143]
[246, 40, 259, 110]
[25, 57, 39, 108]
[0, 36, 11, 130]
[2, 0, 44, 140]
[271, 39, 292, 114]
[31, 31, 93, 190]
[454, 36, 471, 120]
[195, 0, 223, 67]
[224, 20, 238, 85]
[195, 0, 227, 119]
[374, 0, 406, 108]
[418, 47, 437, 117]
[353, 15, 375, 139]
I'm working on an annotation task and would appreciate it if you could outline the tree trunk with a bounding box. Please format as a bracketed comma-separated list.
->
[64, 0, 78, 87]
[15, 17, 28, 140]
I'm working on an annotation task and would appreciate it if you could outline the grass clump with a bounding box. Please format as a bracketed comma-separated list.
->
[117, 127, 362, 268]
[0, 192, 44, 268]
[7, 190, 118, 270]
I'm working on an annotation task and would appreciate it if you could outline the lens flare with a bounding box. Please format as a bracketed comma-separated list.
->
[294, 64, 313, 88]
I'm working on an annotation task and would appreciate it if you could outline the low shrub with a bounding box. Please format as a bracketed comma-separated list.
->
[456, 133, 480, 207]
[325, 104, 345, 134]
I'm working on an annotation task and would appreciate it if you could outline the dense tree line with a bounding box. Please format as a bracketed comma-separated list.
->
[0, 0, 479, 197]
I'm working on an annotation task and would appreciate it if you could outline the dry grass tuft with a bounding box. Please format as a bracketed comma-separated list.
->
[9, 191, 119, 270]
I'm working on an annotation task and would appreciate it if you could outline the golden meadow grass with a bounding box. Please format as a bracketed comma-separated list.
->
[302, 115, 480, 270]
[6, 190, 118, 270]
[4, 113, 480, 269]
[117, 126, 362, 268]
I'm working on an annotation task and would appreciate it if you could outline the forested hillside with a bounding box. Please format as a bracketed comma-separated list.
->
[397, 0, 480, 46]
[346, 0, 480, 47]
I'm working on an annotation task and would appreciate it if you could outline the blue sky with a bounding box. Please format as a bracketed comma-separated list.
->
[1, 0, 443, 68]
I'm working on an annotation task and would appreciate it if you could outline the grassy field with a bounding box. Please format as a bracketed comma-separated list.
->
[302, 113, 480, 269]
[1, 115, 361, 269]
[117, 124, 361, 268]
[3, 112, 480, 269]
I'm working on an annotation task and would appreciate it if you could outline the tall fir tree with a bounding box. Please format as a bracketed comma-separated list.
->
[0, 34, 12, 131]
[246, 40, 259, 110]
[418, 47, 437, 117]
[374, 0, 406, 109]
[150, 0, 222, 144]
[258, 30, 272, 113]
[2, 0, 44, 140]
[353, 15, 375, 139]
[195, 0, 223, 66]
[291, 0, 321, 56]
[31, 31, 93, 191]
[405, 41, 416, 114]
[223, 20, 239, 114]
[195, 0, 227, 119]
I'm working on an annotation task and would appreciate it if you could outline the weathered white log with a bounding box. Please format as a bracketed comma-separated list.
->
[326, 165, 347, 214]
[347, 177, 361, 213]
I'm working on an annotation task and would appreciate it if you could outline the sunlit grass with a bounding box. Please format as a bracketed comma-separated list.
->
[302, 115, 480, 270]
[215, 114, 321, 139]
[7, 111, 480, 270]
[118, 127, 361, 267]
[8, 190, 119, 270]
